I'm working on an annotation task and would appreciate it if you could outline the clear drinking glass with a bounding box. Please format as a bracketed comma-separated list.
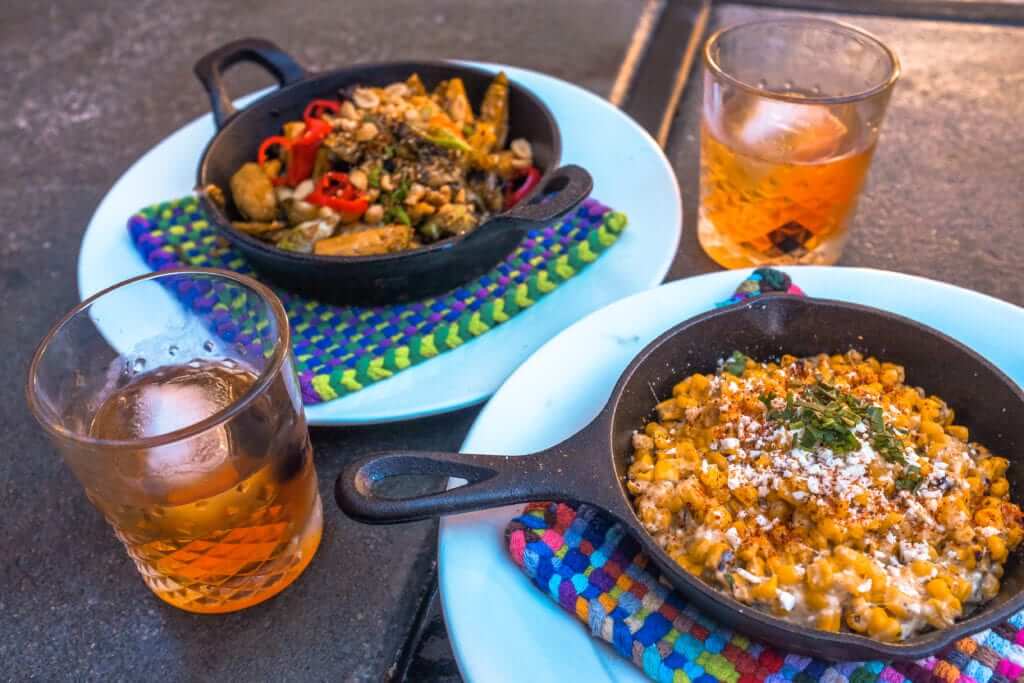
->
[26, 269, 322, 613]
[698, 18, 899, 268]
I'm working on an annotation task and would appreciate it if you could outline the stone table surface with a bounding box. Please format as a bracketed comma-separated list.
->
[1, 1, 1022, 682]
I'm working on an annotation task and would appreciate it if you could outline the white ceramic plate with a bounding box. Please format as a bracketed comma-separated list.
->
[439, 266, 1024, 683]
[76, 63, 681, 426]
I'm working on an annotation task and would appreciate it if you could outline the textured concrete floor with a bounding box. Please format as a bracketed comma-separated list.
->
[2, 0, 1023, 681]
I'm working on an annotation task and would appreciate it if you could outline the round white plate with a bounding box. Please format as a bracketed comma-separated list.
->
[439, 266, 1024, 683]
[77, 63, 681, 426]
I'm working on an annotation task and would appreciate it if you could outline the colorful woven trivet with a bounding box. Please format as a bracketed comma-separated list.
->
[127, 196, 626, 405]
[507, 503, 1024, 683]
[716, 267, 805, 307]
[505, 271, 1024, 683]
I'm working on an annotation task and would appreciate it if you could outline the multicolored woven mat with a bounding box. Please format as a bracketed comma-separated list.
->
[127, 196, 626, 405]
[504, 270, 1024, 683]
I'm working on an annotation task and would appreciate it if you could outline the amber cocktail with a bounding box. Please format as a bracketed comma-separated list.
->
[27, 269, 322, 613]
[698, 19, 899, 268]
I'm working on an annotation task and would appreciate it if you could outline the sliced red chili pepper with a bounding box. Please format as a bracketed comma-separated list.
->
[303, 99, 341, 126]
[504, 166, 542, 208]
[257, 136, 292, 186]
[285, 118, 333, 186]
[303, 117, 332, 138]
[307, 172, 369, 223]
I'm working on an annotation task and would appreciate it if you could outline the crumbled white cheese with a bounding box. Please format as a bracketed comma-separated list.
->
[899, 541, 932, 563]
[777, 589, 796, 612]
[980, 526, 1001, 537]
[721, 437, 740, 450]
[735, 568, 764, 584]
[725, 527, 741, 548]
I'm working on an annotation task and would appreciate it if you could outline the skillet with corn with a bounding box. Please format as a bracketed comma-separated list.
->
[626, 350, 1023, 641]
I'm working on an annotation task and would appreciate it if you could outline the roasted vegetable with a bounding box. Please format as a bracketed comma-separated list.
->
[223, 71, 533, 256]
[232, 220, 285, 235]
[433, 204, 476, 235]
[313, 224, 413, 256]
[434, 78, 474, 125]
[479, 72, 509, 148]
[405, 73, 427, 96]
[229, 162, 277, 222]
[203, 183, 226, 209]
[422, 127, 472, 153]
[275, 216, 339, 253]
[282, 197, 321, 225]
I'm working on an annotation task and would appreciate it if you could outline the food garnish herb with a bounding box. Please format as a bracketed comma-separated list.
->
[895, 465, 924, 492]
[382, 179, 413, 225]
[763, 381, 910, 465]
[723, 351, 750, 377]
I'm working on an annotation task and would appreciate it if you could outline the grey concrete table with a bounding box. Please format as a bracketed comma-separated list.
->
[1, 1, 1022, 682]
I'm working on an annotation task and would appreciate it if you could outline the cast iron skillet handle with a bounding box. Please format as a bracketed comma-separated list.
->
[465, 164, 594, 242]
[336, 450, 571, 524]
[334, 429, 632, 525]
[194, 38, 308, 129]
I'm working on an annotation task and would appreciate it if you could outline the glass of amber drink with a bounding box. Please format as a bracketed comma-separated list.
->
[27, 269, 322, 613]
[698, 18, 899, 268]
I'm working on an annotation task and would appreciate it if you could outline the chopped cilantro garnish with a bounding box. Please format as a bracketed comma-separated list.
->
[381, 178, 412, 225]
[386, 206, 411, 226]
[367, 166, 381, 189]
[895, 465, 923, 492]
[723, 351, 750, 377]
[762, 380, 908, 461]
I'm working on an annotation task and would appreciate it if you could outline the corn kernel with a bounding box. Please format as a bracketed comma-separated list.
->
[817, 609, 841, 632]
[750, 574, 778, 601]
[921, 420, 945, 440]
[926, 578, 951, 599]
[806, 558, 833, 591]
[805, 590, 829, 610]
[975, 508, 1002, 527]
[706, 542, 729, 569]
[988, 536, 1008, 562]
[705, 506, 732, 529]
[946, 425, 968, 441]
[818, 519, 846, 544]
[770, 560, 801, 586]
[653, 460, 680, 482]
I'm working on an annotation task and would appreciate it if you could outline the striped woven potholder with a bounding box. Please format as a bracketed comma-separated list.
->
[127, 196, 626, 405]
[505, 271, 1024, 683]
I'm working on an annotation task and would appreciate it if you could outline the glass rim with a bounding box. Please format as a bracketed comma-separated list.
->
[703, 17, 901, 105]
[25, 267, 291, 451]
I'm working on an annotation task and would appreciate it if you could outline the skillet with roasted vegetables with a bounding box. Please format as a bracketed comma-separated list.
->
[208, 72, 540, 257]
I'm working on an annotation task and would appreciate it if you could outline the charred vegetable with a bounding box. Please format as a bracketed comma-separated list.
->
[216, 72, 538, 257]
[229, 162, 277, 222]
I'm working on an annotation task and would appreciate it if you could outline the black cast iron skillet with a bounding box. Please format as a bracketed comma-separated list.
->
[193, 38, 592, 306]
[336, 294, 1024, 661]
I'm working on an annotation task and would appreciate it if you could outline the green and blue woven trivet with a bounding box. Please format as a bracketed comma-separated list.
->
[505, 270, 1024, 683]
[127, 196, 626, 405]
